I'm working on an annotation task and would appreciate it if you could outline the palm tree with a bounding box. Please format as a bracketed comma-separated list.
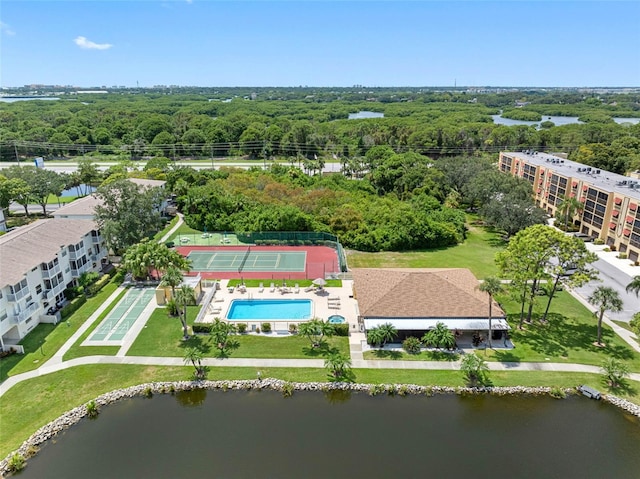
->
[367, 327, 384, 348]
[422, 322, 456, 350]
[174, 284, 196, 340]
[378, 323, 398, 347]
[324, 353, 352, 381]
[299, 318, 333, 348]
[210, 318, 238, 357]
[160, 265, 183, 302]
[460, 353, 489, 387]
[478, 277, 503, 348]
[588, 286, 623, 346]
[557, 195, 583, 230]
[625, 276, 640, 298]
[183, 346, 206, 379]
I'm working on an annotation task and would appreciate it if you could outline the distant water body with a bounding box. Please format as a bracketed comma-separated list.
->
[349, 111, 384, 119]
[492, 114, 640, 127]
[0, 97, 60, 103]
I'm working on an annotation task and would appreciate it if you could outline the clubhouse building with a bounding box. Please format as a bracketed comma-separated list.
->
[352, 268, 507, 342]
[499, 151, 640, 262]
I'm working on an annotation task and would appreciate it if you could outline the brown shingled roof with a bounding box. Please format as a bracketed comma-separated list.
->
[0, 218, 99, 288]
[352, 268, 504, 319]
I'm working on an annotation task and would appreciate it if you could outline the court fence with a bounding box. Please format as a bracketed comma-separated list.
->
[176, 230, 348, 273]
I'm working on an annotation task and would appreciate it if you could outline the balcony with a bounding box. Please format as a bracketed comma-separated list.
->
[71, 262, 91, 277]
[15, 302, 39, 323]
[41, 264, 62, 279]
[68, 250, 82, 260]
[92, 234, 103, 244]
[44, 282, 65, 299]
[7, 288, 29, 302]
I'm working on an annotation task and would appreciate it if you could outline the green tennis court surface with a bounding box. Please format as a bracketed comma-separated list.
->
[187, 250, 307, 272]
[87, 288, 156, 343]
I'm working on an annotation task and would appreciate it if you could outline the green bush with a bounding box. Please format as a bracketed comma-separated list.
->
[64, 286, 83, 300]
[594, 238, 605, 245]
[60, 296, 87, 320]
[332, 323, 349, 336]
[261, 322, 272, 333]
[192, 323, 213, 334]
[403, 336, 422, 354]
[87, 274, 111, 296]
[7, 453, 26, 473]
[288, 323, 298, 333]
[618, 253, 628, 259]
[237, 323, 247, 333]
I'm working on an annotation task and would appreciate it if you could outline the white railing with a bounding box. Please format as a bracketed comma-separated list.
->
[7, 288, 29, 302]
[16, 302, 39, 323]
[41, 264, 62, 279]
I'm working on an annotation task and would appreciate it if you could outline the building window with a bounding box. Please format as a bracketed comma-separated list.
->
[35, 284, 42, 294]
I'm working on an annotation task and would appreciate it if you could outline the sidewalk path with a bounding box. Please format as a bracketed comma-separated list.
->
[2, 354, 639, 397]
[159, 213, 184, 243]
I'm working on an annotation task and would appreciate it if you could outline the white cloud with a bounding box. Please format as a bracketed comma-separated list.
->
[1, 21, 16, 36]
[74, 36, 113, 50]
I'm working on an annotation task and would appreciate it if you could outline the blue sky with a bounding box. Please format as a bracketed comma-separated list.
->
[1, 1, 639, 87]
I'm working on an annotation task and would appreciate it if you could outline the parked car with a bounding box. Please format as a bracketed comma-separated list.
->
[572, 232, 595, 242]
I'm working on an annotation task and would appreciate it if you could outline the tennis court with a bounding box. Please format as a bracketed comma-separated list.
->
[187, 249, 307, 272]
[85, 288, 156, 344]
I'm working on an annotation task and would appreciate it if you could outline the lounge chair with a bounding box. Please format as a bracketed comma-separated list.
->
[328, 296, 340, 301]
[328, 304, 341, 310]
[239, 285, 247, 293]
[258, 282, 264, 293]
[304, 285, 315, 292]
[294, 284, 300, 293]
[270, 283, 276, 292]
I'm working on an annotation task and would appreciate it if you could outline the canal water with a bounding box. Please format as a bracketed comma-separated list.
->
[18, 390, 640, 479]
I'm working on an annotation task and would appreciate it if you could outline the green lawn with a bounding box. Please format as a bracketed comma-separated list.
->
[1, 364, 637, 459]
[126, 306, 349, 358]
[168, 224, 240, 246]
[0, 282, 119, 382]
[347, 217, 504, 277]
[45, 194, 78, 205]
[62, 288, 128, 361]
[153, 215, 180, 242]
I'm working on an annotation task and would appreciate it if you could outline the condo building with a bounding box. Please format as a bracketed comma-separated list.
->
[499, 151, 640, 262]
[0, 219, 108, 350]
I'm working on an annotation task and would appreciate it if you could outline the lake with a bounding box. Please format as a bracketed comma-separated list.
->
[17, 390, 640, 479]
[492, 114, 640, 127]
[60, 184, 96, 197]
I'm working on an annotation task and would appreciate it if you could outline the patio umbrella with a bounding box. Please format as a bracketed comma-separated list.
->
[312, 278, 327, 287]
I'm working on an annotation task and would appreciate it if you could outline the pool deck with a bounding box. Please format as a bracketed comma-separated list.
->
[199, 280, 360, 333]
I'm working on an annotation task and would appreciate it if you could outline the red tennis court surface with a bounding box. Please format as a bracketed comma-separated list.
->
[176, 245, 340, 280]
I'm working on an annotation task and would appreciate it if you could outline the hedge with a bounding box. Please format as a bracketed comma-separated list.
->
[332, 323, 349, 336]
[192, 323, 213, 334]
[60, 296, 87, 320]
[87, 274, 112, 296]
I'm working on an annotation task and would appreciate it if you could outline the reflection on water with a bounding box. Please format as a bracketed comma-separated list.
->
[18, 390, 640, 479]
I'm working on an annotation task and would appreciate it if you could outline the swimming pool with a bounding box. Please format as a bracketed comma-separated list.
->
[227, 299, 312, 321]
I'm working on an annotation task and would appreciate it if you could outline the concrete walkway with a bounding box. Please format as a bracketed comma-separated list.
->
[3, 354, 640, 397]
[159, 213, 184, 243]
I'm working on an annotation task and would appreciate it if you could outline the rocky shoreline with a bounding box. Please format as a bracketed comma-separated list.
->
[2, 380, 639, 476]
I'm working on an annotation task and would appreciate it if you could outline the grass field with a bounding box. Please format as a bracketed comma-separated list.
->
[346, 218, 504, 277]
[126, 306, 349, 358]
[1, 364, 637, 459]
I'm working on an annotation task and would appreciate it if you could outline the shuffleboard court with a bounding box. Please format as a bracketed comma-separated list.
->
[86, 288, 156, 344]
[187, 250, 307, 272]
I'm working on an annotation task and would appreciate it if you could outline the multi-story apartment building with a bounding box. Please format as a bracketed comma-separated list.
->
[0, 219, 108, 350]
[499, 151, 640, 262]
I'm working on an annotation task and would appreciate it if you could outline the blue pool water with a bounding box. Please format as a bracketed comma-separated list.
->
[328, 315, 345, 324]
[227, 299, 312, 321]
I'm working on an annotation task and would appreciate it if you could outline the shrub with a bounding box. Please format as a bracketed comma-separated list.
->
[143, 386, 153, 398]
[288, 323, 298, 334]
[86, 399, 100, 418]
[618, 253, 628, 259]
[63, 286, 83, 300]
[60, 295, 87, 320]
[603, 247, 611, 252]
[192, 323, 213, 334]
[610, 245, 617, 252]
[594, 238, 605, 245]
[403, 336, 422, 354]
[237, 323, 247, 333]
[601, 358, 630, 388]
[255, 327, 261, 334]
[332, 323, 349, 336]
[282, 382, 295, 397]
[630, 313, 640, 337]
[166, 299, 179, 316]
[261, 322, 272, 333]
[549, 387, 566, 399]
[7, 453, 25, 473]
[87, 274, 111, 296]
